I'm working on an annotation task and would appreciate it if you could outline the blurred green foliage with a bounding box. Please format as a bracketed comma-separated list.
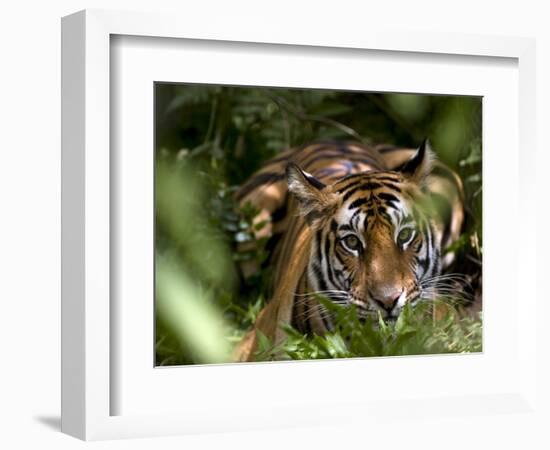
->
[154, 84, 482, 365]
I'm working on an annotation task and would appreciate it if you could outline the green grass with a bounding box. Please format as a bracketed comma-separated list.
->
[254, 299, 482, 362]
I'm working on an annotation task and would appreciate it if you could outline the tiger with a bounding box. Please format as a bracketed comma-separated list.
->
[234, 139, 465, 362]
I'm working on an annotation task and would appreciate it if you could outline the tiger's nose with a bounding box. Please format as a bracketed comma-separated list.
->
[369, 288, 403, 312]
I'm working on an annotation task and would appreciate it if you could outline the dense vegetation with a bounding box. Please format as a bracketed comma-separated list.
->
[154, 84, 482, 365]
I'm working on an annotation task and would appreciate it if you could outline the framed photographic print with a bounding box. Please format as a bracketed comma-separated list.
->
[61, 9, 538, 441]
[153, 83, 483, 365]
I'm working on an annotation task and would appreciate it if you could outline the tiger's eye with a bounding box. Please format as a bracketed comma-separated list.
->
[343, 235, 361, 251]
[397, 228, 414, 245]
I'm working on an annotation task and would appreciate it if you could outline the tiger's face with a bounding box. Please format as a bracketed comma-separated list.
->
[287, 141, 440, 320]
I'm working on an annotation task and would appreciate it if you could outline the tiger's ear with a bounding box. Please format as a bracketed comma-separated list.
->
[286, 163, 337, 225]
[397, 138, 434, 185]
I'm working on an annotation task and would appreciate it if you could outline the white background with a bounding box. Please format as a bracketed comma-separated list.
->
[0, 1, 548, 449]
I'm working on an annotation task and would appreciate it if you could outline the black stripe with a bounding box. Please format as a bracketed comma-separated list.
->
[314, 167, 345, 178]
[383, 201, 399, 210]
[377, 192, 399, 203]
[315, 230, 323, 263]
[377, 182, 402, 192]
[336, 144, 354, 155]
[378, 208, 392, 223]
[376, 145, 402, 153]
[267, 142, 310, 164]
[341, 183, 381, 202]
[335, 177, 365, 191]
[333, 248, 345, 266]
[418, 256, 430, 274]
[304, 152, 380, 168]
[312, 263, 327, 291]
[338, 173, 365, 183]
[302, 149, 343, 165]
[350, 208, 362, 224]
[272, 198, 287, 222]
[236, 172, 283, 199]
[349, 198, 368, 209]
[267, 154, 292, 164]
[371, 176, 402, 183]
[424, 221, 434, 276]
[334, 268, 344, 281]
[323, 232, 339, 288]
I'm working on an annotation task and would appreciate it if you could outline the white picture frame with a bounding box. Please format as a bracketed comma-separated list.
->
[61, 9, 538, 441]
